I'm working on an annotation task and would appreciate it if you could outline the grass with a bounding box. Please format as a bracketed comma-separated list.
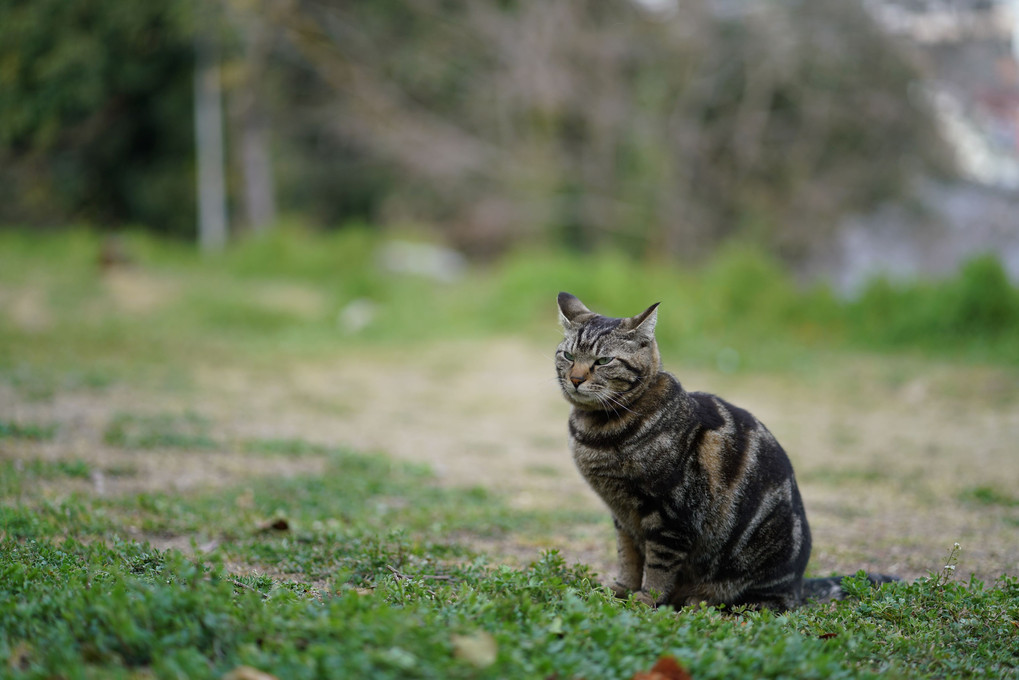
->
[959, 486, 1019, 509]
[2, 227, 1019, 384]
[0, 420, 58, 441]
[2, 436, 1017, 679]
[2, 227, 1018, 677]
[103, 411, 218, 450]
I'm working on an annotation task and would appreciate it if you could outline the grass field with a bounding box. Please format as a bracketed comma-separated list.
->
[2, 229, 1018, 678]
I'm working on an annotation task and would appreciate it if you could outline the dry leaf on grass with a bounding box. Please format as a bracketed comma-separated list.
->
[7, 642, 32, 671]
[222, 666, 279, 680]
[451, 631, 498, 668]
[630, 655, 693, 680]
[256, 517, 290, 532]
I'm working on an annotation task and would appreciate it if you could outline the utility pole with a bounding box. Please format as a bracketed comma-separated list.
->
[194, 21, 229, 253]
[238, 15, 276, 235]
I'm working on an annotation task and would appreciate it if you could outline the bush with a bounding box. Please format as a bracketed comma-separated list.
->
[849, 255, 1019, 362]
[3, 229, 1019, 368]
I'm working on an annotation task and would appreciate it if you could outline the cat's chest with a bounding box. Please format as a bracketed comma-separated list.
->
[570, 438, 648, 520]
[568, 414, 660, 480]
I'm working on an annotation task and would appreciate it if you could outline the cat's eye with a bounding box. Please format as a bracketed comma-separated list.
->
[562, 351, 575, 362]
[595, 357, 613, 366]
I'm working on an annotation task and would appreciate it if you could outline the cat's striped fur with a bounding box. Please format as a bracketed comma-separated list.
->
[555, 292, 896, 610]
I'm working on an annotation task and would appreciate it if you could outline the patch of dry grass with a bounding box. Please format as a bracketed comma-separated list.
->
[4, 338, 1016, 586]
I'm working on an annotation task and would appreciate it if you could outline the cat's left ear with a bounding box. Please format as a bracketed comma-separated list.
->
[625, 302, 659, 338]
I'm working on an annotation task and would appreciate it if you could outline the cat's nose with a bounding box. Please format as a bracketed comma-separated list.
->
[570, 375, 586, 387]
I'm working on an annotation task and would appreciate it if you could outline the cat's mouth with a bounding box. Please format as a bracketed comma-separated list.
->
[562, 382, 605, 408]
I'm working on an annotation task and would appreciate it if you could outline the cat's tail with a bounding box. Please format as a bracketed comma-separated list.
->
[802, 573, 900, 604]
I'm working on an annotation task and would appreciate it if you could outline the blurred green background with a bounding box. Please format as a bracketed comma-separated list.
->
[3, 228, 1018, 378]
[2, 0, 1019, 363]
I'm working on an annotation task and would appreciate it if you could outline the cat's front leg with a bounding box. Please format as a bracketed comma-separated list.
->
[609, 519, 644, 598]
[634, 518, 690, 607]
[635, 546, 687, 606]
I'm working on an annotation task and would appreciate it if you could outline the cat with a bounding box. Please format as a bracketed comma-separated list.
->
[554, 291, 896, 610]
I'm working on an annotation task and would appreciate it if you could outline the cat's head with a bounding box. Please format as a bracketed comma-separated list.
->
[555, 292, 661, 411]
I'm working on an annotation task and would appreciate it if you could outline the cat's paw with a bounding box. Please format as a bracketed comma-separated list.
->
[632, 590, 658, 607]
[609, 581, 633, 599]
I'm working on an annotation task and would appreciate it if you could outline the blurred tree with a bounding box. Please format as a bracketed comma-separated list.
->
[226, 0, 278, 234]
[0, 0, 383, 240]
[194, 3, 229, 253]
[0, 0, 954, 263]
[275, 0, 954, 262]
[0, 0, 197, 234]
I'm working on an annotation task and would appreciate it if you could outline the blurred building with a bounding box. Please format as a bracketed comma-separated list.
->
[814, 0, 1019, 290]
[867, 0, 1019, 187]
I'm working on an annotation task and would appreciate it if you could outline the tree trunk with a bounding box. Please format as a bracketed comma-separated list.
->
[240, 102, 276, 233]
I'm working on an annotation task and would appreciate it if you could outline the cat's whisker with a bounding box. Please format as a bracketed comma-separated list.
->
[593, 392, 624, 418]
[588, 385, 638, 416]
[603, 393, 638, 416]
[593, 392, 620, 419]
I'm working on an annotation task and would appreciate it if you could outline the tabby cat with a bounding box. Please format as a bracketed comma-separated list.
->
[554, 292, 896, 610]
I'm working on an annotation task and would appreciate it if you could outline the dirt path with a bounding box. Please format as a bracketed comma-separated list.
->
[6, 338, 1017, 585]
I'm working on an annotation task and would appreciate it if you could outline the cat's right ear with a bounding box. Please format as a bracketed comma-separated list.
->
[557, 292, 591, 329]
[628, 302, 660, 339]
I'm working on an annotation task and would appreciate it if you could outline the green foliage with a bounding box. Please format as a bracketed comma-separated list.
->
[1, 458, 90, 480]
[239, 438, 331, 457]
[830, 556, 1019, 677]
[849, 255, 1019, 363]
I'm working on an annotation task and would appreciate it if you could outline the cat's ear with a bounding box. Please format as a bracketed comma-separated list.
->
[558, 292, 592, 329]
[626, 302, 660, 338]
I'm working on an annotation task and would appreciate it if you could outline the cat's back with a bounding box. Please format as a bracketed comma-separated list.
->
[685, 389, 796, 484]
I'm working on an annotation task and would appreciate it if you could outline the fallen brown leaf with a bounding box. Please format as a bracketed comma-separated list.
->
[630, 655, 692, 680]
[7, 642, 32, 671]
[256, 517, 290, 532]
[222, 665, 279, 680]
[451, 631, 498, 668]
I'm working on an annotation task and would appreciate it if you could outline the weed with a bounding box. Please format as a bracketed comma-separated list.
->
[0, 420, 57, 441]
[0, 458, 92, 498]
[103, 411, 218, 450]
[959, 486, 1019, 508]
[240, 438, 330, 457]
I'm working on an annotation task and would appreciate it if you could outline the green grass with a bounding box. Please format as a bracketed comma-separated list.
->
[2, 228, 1018, 677]
[2, 438, 1017, 679]
[959, 485, 1019, 509]
[103, 411, 218, 450]
[2, 228, 1019, 388]
[0, 421, 58, 441]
